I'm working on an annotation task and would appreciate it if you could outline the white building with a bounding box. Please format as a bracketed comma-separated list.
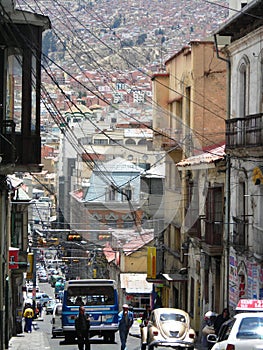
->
[216, 0, 263, 309]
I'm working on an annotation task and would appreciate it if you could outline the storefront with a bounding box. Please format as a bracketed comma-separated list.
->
[120, 273, 153, 308]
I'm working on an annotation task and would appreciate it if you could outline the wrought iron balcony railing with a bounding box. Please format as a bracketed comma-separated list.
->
[226, 113, 263, 149]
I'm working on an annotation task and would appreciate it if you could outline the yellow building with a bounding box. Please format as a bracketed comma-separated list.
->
[151, 39, 227, 331]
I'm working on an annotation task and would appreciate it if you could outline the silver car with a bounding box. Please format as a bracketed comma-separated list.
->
[51, 303, 63, 338]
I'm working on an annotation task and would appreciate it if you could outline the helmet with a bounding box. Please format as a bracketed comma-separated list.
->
[205, 311, 216, 318]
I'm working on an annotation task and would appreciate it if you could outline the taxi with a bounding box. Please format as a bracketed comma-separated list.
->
[208, 312, 263, 350]
[235, 299, 263, 313]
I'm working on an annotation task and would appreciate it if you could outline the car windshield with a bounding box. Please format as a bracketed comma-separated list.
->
[159, 313, 186, 323]
[66, 285, 114, 306]
[237, 317, 263, 339]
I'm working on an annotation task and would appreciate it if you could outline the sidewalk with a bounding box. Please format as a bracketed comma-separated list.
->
[8, 319, 50, 350]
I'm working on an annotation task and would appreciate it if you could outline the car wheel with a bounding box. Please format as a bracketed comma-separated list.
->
[109, 333, 115, 343]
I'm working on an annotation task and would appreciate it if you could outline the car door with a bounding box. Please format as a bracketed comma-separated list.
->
[212, 320, 235, 350]
[53, 303, 62, 332]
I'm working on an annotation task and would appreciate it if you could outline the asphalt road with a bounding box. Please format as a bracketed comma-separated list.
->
[36, 281, 142, 350]
[36, 281, 203, 350]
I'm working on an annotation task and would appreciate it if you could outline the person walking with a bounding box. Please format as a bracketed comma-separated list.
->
[214, 308, 230, 335]
[140, 305, 151, 350]
[23, 303, 34, 333]
[201, 311, 217, 349]
[37, 302, 43, 318]
[118, 304, 134, 350]
[75, 305, 90, 350]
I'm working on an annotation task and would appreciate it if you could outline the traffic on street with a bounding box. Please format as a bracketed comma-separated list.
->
[16, 250, 204, 350]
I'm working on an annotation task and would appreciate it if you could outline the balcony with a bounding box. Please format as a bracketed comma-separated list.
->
[0, 18, 50, 175]
[0, 120, 41, 172]
[226, 113, 263, 150]
[202, 221, 223, 256]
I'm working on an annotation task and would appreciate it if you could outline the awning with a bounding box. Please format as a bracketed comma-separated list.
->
[161, 273, 188, 282]
[120, 273, 153, 294]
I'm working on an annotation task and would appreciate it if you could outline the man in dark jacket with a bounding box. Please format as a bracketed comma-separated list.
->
[75, 306, 90, 350]
[214, 308, 230, 335]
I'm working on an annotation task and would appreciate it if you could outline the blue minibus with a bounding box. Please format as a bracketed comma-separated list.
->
[62, 279, 119, 343]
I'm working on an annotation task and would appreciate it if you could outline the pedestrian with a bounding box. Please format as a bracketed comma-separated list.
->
[140, 305, 151, 350]
[214, 308, 230, 335]
[201, 311, 217, 349]
[75, 305, 90, 350]
[141, 305, 151, 325]
[23, 303, 34, 333]
[118, 304, 134, 350]
[37, 302, 42, 318]
[153, 292, 162, 309]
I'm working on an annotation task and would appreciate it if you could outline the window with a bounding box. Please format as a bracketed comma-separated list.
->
[256, 186, 263, 227]
[106, 186, 117, 201]
[12, 212, 23, 249]
[205, 186, 223, 245]
[237, 317, 263, 339]
[233, 181, 247, 247]
[217, 320, 235, 341]
[185, 86, 191, 153]
[238, 57, 249, 117]
[94, 139, 108, 145]
[6, 50, 22, 133]
[189, 277, 194, 316]
[31, 52, 36, 133]
[260, 54, 263, 112]
[121, 186, 132, 201]
[125, 138, 136, 145]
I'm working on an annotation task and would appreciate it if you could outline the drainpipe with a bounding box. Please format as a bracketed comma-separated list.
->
[214, 34, 231, 309]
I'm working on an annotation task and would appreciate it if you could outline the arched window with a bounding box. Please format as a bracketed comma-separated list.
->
[121, 184, 132, 201]
[125, 138, 136, 145]
[260, 50, 263, 113]
[238, 56, 249, 117]
[105, 186, 117, 201]
[138, 139, 147, 145]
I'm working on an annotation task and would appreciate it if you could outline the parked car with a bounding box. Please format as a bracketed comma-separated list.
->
[146, 308, 196, 350]
[38, 274, 48, 283]
[32, 292, 52, 306]
[46, 299, 57, 315]
[26, 284, 40, 293]
[207, 312, 263, 350]
[51, 303, 63, 338]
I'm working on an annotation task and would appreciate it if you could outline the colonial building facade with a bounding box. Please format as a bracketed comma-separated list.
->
[216, 0, 263, 309]
[0, 1, 50, 348]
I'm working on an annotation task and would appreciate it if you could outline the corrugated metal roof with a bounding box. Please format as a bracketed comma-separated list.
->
[122, 231, 154, 256]
[177, 145, 225, 168]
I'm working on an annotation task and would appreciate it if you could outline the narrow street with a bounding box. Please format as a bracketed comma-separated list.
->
[14, 282, 204, 350]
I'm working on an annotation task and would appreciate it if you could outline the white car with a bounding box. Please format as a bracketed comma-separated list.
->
[51, 303, 63, 338]
[208, 312, 263, 350]
[28, 292, 52, 306]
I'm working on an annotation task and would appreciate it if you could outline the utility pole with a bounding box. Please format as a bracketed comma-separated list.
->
[32, 229, 37, 315]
